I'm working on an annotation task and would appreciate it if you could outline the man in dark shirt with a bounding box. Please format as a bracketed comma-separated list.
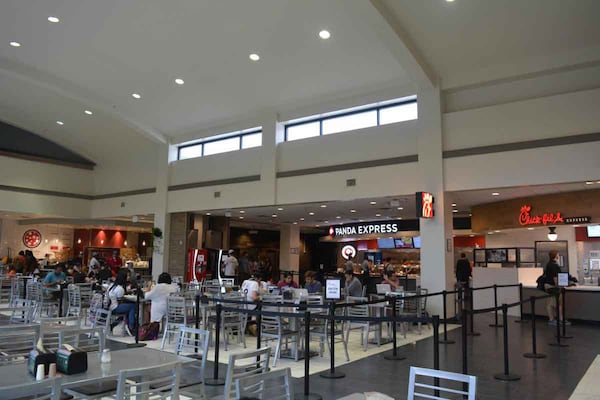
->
[455, 253, 472, 286]
[544, 250, 564, 325]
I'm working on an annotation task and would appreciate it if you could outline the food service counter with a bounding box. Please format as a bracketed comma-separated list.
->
[522, 285, 600, 323]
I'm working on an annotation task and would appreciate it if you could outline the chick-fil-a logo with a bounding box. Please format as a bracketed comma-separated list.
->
[518, 205, 564, 226]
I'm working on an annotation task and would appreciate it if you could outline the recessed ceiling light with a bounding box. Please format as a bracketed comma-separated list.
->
[316, 225, 320, 227]
[56, 121, 64, 125]
[492, 192, 500, 196]
[336, 216, 341, 219]
[319, 30, 331, 39]
[469, 234, 475, 237]
[446, 0, 455, 2]
[239, 210, 245, 214]
[239, 216, 244, 220]
[324, 220, 329, 223]
[375, 213, 381, 217]
[84, 110, 93, 115]
[293, 222, 298, 225]
[320, 204, 327, 208]
[48, 16, 60, 23]
[350, 209, 357, 213]
[359, 219, 364, 222]
[585, 181, 593, 185]
[370, 201, 377, 205]
[488, 232, 494, 235]
[452, 203, 457, 207]
[398, 217, 403, 220]
[277, 207, 284, 211]
[300, 217, 305, 221]
[308, 212, 315, 216]
[132, 93, 141, 99]
[494, 230, 501, 233]
[175, 78, 185, 85]
[10, 41, 21, 47]
[249, 53, 260, 61]
[206, 212, 211, 216]
[527, 227, 535, 230]
[452, 210, 458, 213]
[271, 214, 277, 218]
[397, 207, 403, 210]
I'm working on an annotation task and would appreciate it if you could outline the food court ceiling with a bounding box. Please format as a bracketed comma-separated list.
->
[1, 0, 599, 170]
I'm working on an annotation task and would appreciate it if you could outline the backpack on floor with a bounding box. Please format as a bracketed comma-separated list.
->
[138, 322, 160, 341]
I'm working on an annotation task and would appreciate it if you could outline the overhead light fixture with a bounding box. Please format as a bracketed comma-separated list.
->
[320, 204, 327, 208]
[300, 217, 305, 221]
[469, 234, 475, 237]
[77, 238, 82, 244]
[452, 203, 457, 207]
[239, 210, 245, 214]
[249, 53, 260, 61]
[318, 30, 331, 39]
[9, 41, 21, 47]
[206, 212, 211, 216]
[308, 212, 315, 216]
[271, 214, 277, 218]
[277, 207, 284, 211]
[100, 239, 104, 245]
[56, 121, 64, 125]
[315, 225, 320, 227]
[324, 220, 329, 223]
[452, 210, 458, 213]
[336, 216, 341, 219]
[488, 232, 494, 235]
[124, 240, 128, 246]
[350, 209, 356, 213]
[527, 227, 535, 230]
[132, 93, 141, 99]
[84, 110, 93, 115]
[375, 213, 381, 217]
[48, 16, 60, 23]
[239, 216, 244, 220]
[585, 181, 593, 185]
[446, 0, 455, 2]
[142, 240, 146, 246]
[494, 230, 501, 233]
[397, 207, 403, 210]
[547, 226, 558, 241]
[175, 78, 185, 85]
[293, 222, 298, 225]
[492, 192, 500, 196]
[370, 201, 377, 205]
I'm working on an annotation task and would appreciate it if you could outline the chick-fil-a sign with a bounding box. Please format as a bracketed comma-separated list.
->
[518, 205, 564, 226]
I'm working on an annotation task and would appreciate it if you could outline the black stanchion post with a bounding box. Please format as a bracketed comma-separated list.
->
[385, 296, 405, 360]
[319, 301, 345, 379]
[205, 303, 225, 386]
[560, 287, 573, 339]
[524, 296, 546, 359]
[295, 311, 322, 400]
[515, 283, 528, 323]
[439, 291, 455, 345]
[549, 292, 568, 348]
[256, 300, 262, 351]
[489, 285, 503, 328]
[432, 315, 440, 398]
[494, 304, 520, 381]
[194, 294, 200, 352]
[135, 288, 140, 344]
[461, 309, 468, 394]
[467, 287, 480, 336]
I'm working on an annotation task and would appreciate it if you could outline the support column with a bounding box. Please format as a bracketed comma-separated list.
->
[152, 143, 170, 279]
[416, 86, 453, 316]
[279, 224, 300, 276]
[259, 112, 281, 205]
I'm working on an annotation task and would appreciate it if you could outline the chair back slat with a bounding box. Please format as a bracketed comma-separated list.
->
[223, 347, 271, 400]
[407, 366, 477, 400]
[116, 361, 181, 400]
[0, 377, 62, 400]
[235, 367, 292, 400]
[59, 327, 105, 353]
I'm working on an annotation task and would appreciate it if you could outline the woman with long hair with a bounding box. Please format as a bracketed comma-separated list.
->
[107, 270, 136, 335]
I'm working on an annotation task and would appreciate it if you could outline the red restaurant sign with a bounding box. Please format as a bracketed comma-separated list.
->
[416, 192, 435, 219]
[518, 205, 564, 226]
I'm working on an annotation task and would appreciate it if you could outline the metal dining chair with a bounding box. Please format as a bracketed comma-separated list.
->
[161, 295, 188, 349]
[235, 367, 293, 400]
[0, 377, 62, 400]
[222, 347, 271, 400]
[407, 366, 477, 400]
[344, 296, 378, 351]
[260, 304, 300, 367]
[176, 327, 211, 399]
[59, 327, 105, 353]
[66, 284, 82, 319]
[0, 324, 39, 365]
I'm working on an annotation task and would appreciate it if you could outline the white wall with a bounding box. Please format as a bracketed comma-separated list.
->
[472, 267, 521, 316]
[169, 147, 263, 186]
[0, 219, 74, 259]
[277, 121, 417, 172]
[444, 88, 600, 150]
[90, 193, 158, 219]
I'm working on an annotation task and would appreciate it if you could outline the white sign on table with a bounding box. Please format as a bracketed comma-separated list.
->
[326, 279, 341, 300]
[557, 272, 569, 287]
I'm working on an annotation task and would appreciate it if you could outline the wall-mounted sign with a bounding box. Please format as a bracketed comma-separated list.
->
[416, 192, 434, 218]
[519, 205, 590, 226]
[341, 245, 357, 260]
[23, 229, 42, 248]
[329, 221, 400, 237]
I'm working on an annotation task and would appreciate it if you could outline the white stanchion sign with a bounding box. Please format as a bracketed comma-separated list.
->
[326, 279, 341, 300]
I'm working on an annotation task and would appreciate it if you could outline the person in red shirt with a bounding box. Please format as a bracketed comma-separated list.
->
[277, 272, 299, 290]
[107, 250, 123, 277]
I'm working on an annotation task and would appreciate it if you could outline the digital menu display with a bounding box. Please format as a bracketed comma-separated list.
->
[412, 236, 421, 249]
[377, 238, 395, 249]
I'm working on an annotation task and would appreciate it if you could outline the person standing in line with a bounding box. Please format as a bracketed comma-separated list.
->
[455, 252, 472, 317]
[543, 250, 567, 325]
[223, 249, 239, 283]
[107, 250, 123, 278]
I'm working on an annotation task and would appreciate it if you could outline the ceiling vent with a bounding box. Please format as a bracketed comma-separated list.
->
[346, 178, 356, 187]
[214, 191, 221, 198]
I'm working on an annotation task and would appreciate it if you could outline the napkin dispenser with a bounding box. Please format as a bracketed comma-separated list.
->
[28, 349, 57, 376]
[56, 344, 88, 375]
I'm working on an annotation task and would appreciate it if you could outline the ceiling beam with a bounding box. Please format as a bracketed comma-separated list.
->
[344, 0, 437, 88]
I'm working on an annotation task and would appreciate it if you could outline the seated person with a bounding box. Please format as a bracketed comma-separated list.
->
[144, 272, 177, 322]
[43, 264, 66, 290]
[96, 263, 113, 283]
[87, 264, 100, 282]
[241, 272, 267, 308]
[277, 272, 298, 290]
[304, 271, 322, 294]
[381, 270, 400, 291]
[344, 268, 363, 297]
[7, 265, 17, 276]
[107, 271, 136, 336]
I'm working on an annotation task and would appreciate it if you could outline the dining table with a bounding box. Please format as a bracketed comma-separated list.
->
[0, 347, 195, 390]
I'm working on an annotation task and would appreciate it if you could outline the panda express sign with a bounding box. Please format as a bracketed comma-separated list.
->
[329, 221, 399, 237]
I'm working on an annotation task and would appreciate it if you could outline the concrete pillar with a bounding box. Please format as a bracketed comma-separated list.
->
[152, 143, 170, 279]
[279, 224, 300, 275]
[416, 86, 454, 316]
[259, 112, 281, 204]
